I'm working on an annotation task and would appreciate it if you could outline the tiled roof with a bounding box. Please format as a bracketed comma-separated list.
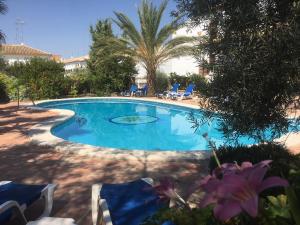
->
[63, 55, 89, 64]
[0, 44, 52, 57]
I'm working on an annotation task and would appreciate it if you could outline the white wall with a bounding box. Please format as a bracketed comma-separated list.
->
[64, 61, 87, 72]
[135, 25, 206, 85]
[2, 55, 50, 65]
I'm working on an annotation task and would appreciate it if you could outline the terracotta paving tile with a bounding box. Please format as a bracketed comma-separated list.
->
[0, 100, 299, 225]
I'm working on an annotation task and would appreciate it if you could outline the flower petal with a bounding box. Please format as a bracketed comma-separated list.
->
[214, 200, 242, 221]
[259, 177, 289, 192]
[241, 195, 258, 217]
[199, 193, 218, 208]
[247, 166, 268, 189]
[241, 161, 253, 169]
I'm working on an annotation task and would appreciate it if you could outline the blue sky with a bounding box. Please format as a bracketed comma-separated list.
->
[2, 0, 177, 58]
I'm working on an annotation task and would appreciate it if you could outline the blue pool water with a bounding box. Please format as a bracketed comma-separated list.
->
[39, 99, 298, 151]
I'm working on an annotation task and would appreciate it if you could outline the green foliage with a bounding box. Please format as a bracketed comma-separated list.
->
[0, 0, 7, 44]
[169, 72, 208, 94]
[7, 58, 66, 102]
[188, 73, 208, 94]
[175, 0, 300, 141]
[169, 72, 189, 89]
[142, 207, 221, 225]
[112, 0, 195, 95]
[0, 72, 25, 101]
[209, 143, 300, 184]
[0, 76, 9, 103]
[88, 19, 136, 96]
[155, 71, 169, 93]
[66, 69, 92, 96]
[266, 195, 291, 219]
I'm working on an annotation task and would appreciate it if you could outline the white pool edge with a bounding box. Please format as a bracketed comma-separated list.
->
[27, 97, 212, 161]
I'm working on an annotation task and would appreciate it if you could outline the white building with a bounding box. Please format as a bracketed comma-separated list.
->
[135, 25, 207, 87]
[62, 55, 89, 72]
[0, 44, 60, 64]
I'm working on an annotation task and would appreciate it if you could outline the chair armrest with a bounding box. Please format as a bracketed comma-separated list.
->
[39, 184, 57, 218]
[0, 200, 28, 224]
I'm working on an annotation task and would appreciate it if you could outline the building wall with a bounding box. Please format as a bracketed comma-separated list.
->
[64, 61, 87, 72]
[135, 25, 207, 86]
[2, 55, 51, 65]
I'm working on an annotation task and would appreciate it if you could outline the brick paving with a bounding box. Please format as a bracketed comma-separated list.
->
[0, 98, 299, 224]
[0, 101, 208, 225]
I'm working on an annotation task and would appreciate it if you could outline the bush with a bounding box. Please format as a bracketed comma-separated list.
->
[0, 78, 9, 103]
[0, 73, 26, 101]
[187, 73, 208, 94]
[66, 69, 92, 96]
[155, 71, 169, 93]
[169, 72, 189, 89]
[209, 143, 300, 181]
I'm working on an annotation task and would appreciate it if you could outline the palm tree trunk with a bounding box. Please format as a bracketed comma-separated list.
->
[147, 69, 156, 96]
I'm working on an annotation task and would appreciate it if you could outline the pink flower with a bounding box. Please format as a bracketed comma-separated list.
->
[199, 160, 289, 221]
[153, 177, 177, 201]
[153, 177, 187, 207]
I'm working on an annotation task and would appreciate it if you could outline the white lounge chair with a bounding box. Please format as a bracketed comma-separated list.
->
[0, 201, 76, 225]
[0, 181, 56, 223]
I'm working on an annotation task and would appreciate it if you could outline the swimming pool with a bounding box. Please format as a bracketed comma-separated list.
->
[38, 98, 296, 151]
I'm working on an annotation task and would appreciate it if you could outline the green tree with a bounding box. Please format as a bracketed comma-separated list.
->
[67, 69, 92, 96]
[0, 0, 7, 44]
[110, 0, 195, 95]
[176, 0, 300, 142]
[14, 58, 65, 103]
[88, 19, 137, 96]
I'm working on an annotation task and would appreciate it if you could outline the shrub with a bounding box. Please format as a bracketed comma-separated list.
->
[0, 78, 9, 103]
[0, 73, 26, 101]
[187, 73, 208, 94]
[155, 71, 169, 93]
[209, 143, 300, 181]
[67, 69, 92, 96]
[169, 72, 189, 89]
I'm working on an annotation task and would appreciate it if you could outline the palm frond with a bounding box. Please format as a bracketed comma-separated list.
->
[113, 12, 141, 48]
[0, 0, 7, 15]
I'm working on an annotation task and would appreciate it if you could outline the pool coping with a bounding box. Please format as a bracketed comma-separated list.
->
[27, 97, 212, 162]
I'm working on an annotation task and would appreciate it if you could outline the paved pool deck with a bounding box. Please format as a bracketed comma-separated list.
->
[0, 99, 209, 225]
[0, 97, 299, 225]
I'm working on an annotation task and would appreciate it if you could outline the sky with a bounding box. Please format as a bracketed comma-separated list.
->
[1, 0, 177, 58]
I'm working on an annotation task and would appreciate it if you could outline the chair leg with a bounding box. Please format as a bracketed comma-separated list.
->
[92, 184, 102, 225]
[39, 184, 57, 218]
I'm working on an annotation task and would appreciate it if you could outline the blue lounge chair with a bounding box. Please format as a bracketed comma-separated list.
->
[121, 84, 138, 97]
[92, 178, 169, 225]
[0, 181, 56, 224]
[136, 84, 148, 97]
[157, 83, 180, 99]
[171, 83, 196, 100]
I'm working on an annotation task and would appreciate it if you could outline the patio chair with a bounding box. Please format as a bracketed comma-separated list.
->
[0, 201, 76, 225]
[91, 178, 169, 225]
[121, 84, 138, 97]
[136, 84, 148, 97]
[157, 83, 180, 99]
[170, 83, 196, 100]
[0, 181, 56, 224]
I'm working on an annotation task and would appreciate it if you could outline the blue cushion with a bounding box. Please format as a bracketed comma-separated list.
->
[0, 182, 47, 224]
[100, 179, 168, 225]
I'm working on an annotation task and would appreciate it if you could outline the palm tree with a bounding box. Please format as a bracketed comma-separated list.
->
[112, 0, 195, 95]
[0, 0, 7, 44]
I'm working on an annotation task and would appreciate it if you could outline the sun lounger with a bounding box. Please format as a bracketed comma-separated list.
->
[136, 84, 148, 97]
[0, 181, 56, 224]
[91, 178, 169, 225]
[0, 201, 76, 225]
[157, 83, 180, 99]
[170, 83, 195, 100]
